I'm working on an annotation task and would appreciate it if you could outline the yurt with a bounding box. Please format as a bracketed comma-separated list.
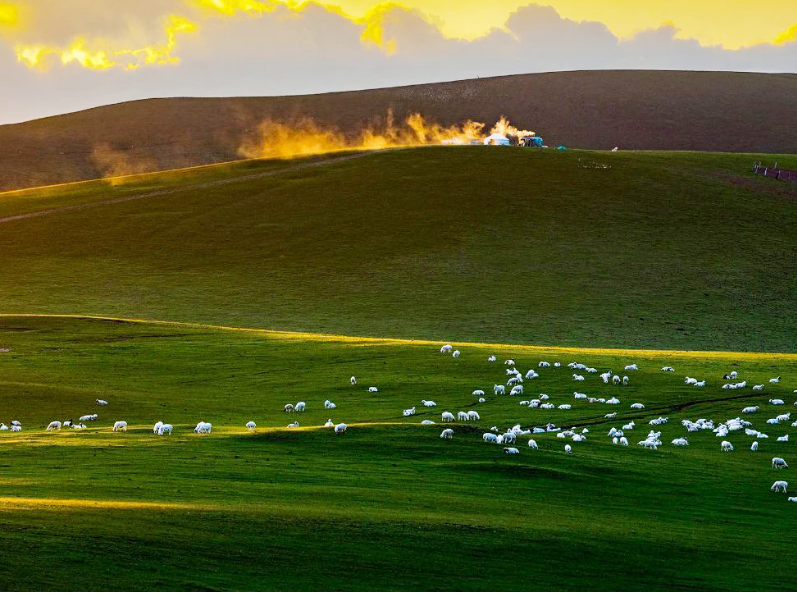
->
[483, 133, 511, 146]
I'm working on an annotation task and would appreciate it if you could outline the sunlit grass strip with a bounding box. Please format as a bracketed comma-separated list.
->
[0, 313, 794, 361]
[0, 496, 208, 512]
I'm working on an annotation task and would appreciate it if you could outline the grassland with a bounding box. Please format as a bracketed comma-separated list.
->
[0, 148, 794, 352]
[0, 147, 796, 590]
[0, 315, 795, 590]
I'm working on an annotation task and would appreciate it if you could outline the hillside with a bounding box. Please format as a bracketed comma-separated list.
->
[1, 70, 797, 191]
[0, 147, 795, 352]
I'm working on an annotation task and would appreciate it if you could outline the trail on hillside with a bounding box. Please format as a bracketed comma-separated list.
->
[0, 150, 382, 226]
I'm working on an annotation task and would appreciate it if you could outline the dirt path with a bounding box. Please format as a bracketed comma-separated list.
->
[0, 150, 381, 226]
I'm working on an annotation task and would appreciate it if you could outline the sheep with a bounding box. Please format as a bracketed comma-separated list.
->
[558, 404, 572, 410]
[158, 424, 173, 435]
[350, 376, 356, 385]
[564, 444, 572, 454]
[10, 425, 21, 432]
[112, 421, 127, 432]
[753, 384, 765, 391]
[46, 421, 61, 431]
[695, 380, 706, 387]
[789, 497, 797, 503]
[622, 376, 629, 386]
[95, 399, 108, 405]
[440, 345, 453, 354]
[507, 377, 522, 386]
[403, 407, 416, 417]
[422, 400, 437, 407]
[194, 421, 212, 434]
[440, 429, 454, 439]
[778, 435, 790, 442]
[772, 457, 789, 469]
[672, 438, 689, 446]
[368, 387, 379, 393]
[73, 424, 87, 430]
[770, 399, 785, 405]
[625, 364, 638, 371]
[525, 370, 539, 380]
[494, 385, 506, 395]
[661, 366, 675, 372]
[771, 481, 788, 493]
[528, 439, 538, 450]
[510, 385, 524, 396]
[502, 432, 517, 444]
[284, 403, 294, 413]
[539, 361, 551, 368]
[452, 350, 461, 358]
[287, 421, 299, 428]
[334, 423, 347, 434]
[600, 371, 612, 384]
[504, 447, 519, 455]
[742, 406, 760, 414]
[441, 412, 455, 422]
[612, 375, 621, 385]
[771, 377, 781, 384]
[63, 419, 73, 428]
[685, 377, 698, 385]
[554, 362, 562, 367]
[0, 424, 6, 431]
[295, 402, 306, 412]
[619, 437, 629, 446]
[79, 414, 98, 422]
[246, 421, 257, 431]
[324, 419, 335, 427]
[324, 400, 337, 410]
[504, 359, 515, 366]
[612, 436, 619, 445]
[752, 441, 759, 451]
[721, 441, 734, 452]
[605, 412, 617, 419]
[467, 411, 480, 421]
[630, 403, 645, 410]
[153, 421, 164, 434]
[607, 397, 620, 405]
[483, 433, 499, 443]
[573, 374, 585, 382]
[472, 390, 484, 397]
[478, 398, 486, 403]
[623, 422, 635, 430]
[456, 411, 468, 422]
[488, 355, 497, 362]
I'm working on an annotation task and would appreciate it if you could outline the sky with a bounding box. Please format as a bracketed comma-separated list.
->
[0, 0, 795, 124]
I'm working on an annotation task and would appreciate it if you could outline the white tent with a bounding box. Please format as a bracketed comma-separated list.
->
[483, 133, 511, 146]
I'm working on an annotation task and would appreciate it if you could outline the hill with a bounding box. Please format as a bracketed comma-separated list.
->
[0, 147, 795, 352]
[1, 70, 797, 191]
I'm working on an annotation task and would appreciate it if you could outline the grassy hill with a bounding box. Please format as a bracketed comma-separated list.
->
[2, 70, 797, 191]
[0, 315, 794, 590]
[0, 147, 795, 352]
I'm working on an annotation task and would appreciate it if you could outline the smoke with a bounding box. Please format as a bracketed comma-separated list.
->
[91, 143, 158, 183]
[238, 112, 534, 159]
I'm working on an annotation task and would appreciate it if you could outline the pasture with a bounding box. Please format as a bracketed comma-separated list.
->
[0, 316, 796, 590]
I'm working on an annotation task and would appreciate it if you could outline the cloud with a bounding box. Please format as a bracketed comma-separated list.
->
[0, 2, 794, 123]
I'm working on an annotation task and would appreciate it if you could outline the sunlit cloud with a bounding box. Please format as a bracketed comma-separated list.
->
[774, 24, 797, 46]
[0, 1, 19, 29]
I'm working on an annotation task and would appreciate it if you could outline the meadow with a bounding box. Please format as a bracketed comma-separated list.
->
[0, 148, 795, 590]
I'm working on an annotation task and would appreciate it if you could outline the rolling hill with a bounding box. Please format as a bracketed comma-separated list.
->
[1, 70, 797, 191]
[0, 147, 795, 352]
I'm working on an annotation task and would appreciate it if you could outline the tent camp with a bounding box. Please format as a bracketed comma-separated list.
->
[483, 133, 511, 146]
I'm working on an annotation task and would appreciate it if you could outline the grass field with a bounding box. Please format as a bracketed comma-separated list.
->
[0, 315, 795, 590]
[0, 147, 796, 590]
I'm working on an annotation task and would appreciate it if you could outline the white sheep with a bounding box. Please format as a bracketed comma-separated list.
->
[194, 421, 212, 434]
[619, 437, 629, 446]
[528, 439, 538, 450]
[772, 457, 789, 469]
[422, 400, 437, 407]
[539, 361, 551, 368]
[457, 411, 469, 421]
[368, 387, 379, 393]
[467, 411, 480, 421]
[672, 438, 689, 446]
[287, 421, 299, 428]
[472, 390, 484, 397]
[46, 421, 61, 431]
[440, 429, 454, 439]
[158, 424, 173, 435]
[742, 406, 760, 414]
[753, 384, 765, 391]
[246, 421, 257, 431]
[95, 399, 108, 405]
[478, 397, 486, 403]
[510, 385, 524, 396]
[622, 376, 629, 385]
[770, 399, 785, 405]
[752, 441, 759, 451]
[721, 440, 734, 452]
[483, 433, 499, 443]
[771, 480, 788, 493]
[284, 403, 294, 413]
[487, 355, 497, 362]
[504, 447, 519, 455]
[573, 374, 585, 382]
[325, 419, 335, 427]
[440, 345, 453, 354]
[334, 423, 347, 434]
[564, 444, 572, 454]
[324, 400, 337, 410]
[494, 384, 506, 395]
[153, 421, 164, 434]
[770, 377, 781, 384]
[441, 412, 455, 422]
[630, 403, 645, 410]
[661, 366, 675, 372]
[421, 420, 435, 425]
[504, 359, 515, 366]
[295, 401, 306, 412]
[625, 364, 638, 371]
[112, 421, 127, 432]
[403, 407, 416, 417]
[778, 435, 790, 442]
[350, 376, 356, 385]
[452, 350, 461, 358]
[0, 424, 6, 431]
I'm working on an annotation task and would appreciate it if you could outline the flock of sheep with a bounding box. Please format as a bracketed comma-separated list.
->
[8, 342, 795, 503]
[433, 344, 796, 503]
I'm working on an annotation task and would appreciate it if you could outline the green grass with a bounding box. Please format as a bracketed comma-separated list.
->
[0, 148, 794, 352]
[0, 316, 796, 590]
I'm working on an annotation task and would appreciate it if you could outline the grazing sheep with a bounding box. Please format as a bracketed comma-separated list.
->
[194, 422, 212, 434]
[0, 424, 6, 431]
[573, 374, 585, 382]
[334, 423, 347, 434]
[153, 421, 164, 434]
[772, 457, 789, 469]
[504, 447, 519, 455]
[752, 441, 759, 451]
[95, 399, 108, 405]
[158, 424, 173, 435]
[112, 421, 127, 432]
[528, 439, 538, 450]
[246, 421, 256, 431]
[743, 406, 760, 414]
[483, 433, 499, 443]
[479, 397, 486, 403]
[10, 425, 21, 432]
[502, 432, 517, 444]
[440, 429, 454, 439]
[771, 480, 788, 493]
[422, 400, 437, 407]
[510, 385, 524, 396]
[325, 419, 335, 427]
[619, 437, 629, 446]
[789, 497, 797, 503]
[403, 407, 416, 417]
[721, 441, 734, 452]
[457, 411, 469, 422]
[440, 345, 453, 354]
[525, 370, 539, 380]
[494, 384, 506, 395]
[539, 361, 551, 368]
[622, 376, 629, 385]
[472, 390, 484, 397]
[505, 359, 515, 366]
[284, 403, 294, 413]
[753, 384, 765, 391]
[350, 376, 356, 385]
[368, 387, 379, 393]
[46, 421, 61, 431]
[295, 402, 306, 412]
[441, 412, 455, 422]
[467, 411, 480, 421]
[612, 375, 621, 385]
[487, 355, 497, 362]
[452, 350, 461, 358]
[324, 400, 337, 410]
[564, 444, 572, 454]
